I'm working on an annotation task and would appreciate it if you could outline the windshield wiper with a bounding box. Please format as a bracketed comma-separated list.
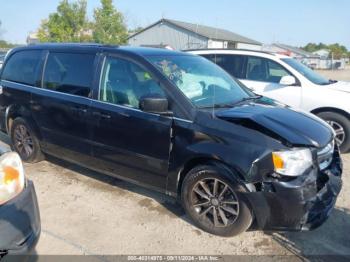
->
[231, 95, 262, 106]
[199, 95, 262, 109]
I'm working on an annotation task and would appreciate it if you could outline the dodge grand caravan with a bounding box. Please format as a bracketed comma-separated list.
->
[0, 44, 342, 236]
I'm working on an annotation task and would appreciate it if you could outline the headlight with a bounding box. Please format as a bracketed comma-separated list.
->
[0, 152, 25, 205]
[272, 148, 313, 177]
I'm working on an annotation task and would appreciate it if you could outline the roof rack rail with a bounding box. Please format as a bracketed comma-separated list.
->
[184, 48, 275, 56]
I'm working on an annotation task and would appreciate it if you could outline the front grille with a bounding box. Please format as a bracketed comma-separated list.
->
[317, 140, 335, 171]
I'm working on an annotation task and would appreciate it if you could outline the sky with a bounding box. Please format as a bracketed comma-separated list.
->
[0, 0, 349, 49]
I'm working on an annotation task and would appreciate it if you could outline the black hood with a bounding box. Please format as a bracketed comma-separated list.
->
[216, 101, 333, 148]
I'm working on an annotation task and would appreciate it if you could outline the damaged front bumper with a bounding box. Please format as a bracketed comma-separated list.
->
[246, 147, 343, 232]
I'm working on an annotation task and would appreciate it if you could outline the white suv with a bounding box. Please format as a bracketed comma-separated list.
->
[189, 49, 350, 153]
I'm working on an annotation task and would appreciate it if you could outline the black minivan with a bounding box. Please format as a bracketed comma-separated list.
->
[0, 44, 343, 236]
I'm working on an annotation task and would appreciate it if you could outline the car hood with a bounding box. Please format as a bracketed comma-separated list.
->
[216, 101, 333, 148]
[327, 81, 350, 93]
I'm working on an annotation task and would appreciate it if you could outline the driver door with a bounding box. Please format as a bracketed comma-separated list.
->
[239, 56, 302, 108]
[90, 55, 173, 190]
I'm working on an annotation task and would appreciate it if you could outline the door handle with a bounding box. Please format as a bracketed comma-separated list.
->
[77, 108, 88, 114]
[92, 111, 111, 119]
[70, 107, 88, 114]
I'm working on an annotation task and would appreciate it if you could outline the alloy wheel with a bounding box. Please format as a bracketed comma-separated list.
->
[190, 178, 239, 227]
[327, 120, 346, 146]
[13, 124, 34, 158]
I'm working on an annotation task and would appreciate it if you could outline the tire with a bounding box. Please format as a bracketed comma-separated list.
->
[317, 112, 350, 153]
[181, 164, 253, 237]
[10, 117, 44, 163]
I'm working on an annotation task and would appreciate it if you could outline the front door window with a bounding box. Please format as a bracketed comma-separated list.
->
[99, 57, 165, 109]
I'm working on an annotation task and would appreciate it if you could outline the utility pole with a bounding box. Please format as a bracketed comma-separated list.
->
[331, 52, 334, 71]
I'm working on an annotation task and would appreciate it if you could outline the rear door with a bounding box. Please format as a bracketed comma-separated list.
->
[90, 54, 172, 189]
[30, 51, 97, 164]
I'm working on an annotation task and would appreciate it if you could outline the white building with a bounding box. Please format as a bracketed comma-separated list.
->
[263, 43, 346, 70]
[27, 32, 39, 45]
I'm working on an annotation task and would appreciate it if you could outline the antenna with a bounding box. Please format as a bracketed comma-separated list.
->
[212, 18, 219, 118]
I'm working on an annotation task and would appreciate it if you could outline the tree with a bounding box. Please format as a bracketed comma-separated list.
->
[37, 0, 92, 42]
[128, 26, 144, 35]
[302, 42, 349, 59]
[303, 43, 328, 53]
[0, 21, 17, 48]
[92, 0, 128, 45]
[328, 43, 348, 59]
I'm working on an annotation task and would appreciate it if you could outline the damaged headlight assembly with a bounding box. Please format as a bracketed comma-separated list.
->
[272, 148, 313, 177]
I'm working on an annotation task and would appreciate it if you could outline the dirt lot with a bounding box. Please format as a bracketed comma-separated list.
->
[316, 66, 350, 81]
[2, 69, 350, 259]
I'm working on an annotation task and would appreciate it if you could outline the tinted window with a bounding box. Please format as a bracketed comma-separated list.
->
[205, 54, 246, 79]
[100, 57, 165, 109]
[43, 52, 95, 97]
[1, 50, 42, 86]
[246, 56, 290, 83]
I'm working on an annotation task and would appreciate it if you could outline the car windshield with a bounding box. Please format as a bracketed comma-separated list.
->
[146, 55, 252, 108]
[282, 58, 331, 85]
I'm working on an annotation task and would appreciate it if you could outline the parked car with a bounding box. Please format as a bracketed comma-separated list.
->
[189, 49, 350, 153]
[0, 149, 40, 258]
[0, 44, 342, 236]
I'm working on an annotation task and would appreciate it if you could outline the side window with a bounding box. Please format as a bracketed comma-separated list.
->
[99, 56, 165, 109]
[246, 56, 268, 82]
[246, 56, 291, 83]
[1, 50, 42, 86]
[212, 55, 245, 79]
[267, 60, 290, 83]
[43, 52, 95, 97]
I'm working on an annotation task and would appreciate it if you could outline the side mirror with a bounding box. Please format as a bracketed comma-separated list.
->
[139, 95, 169, 114]
[279, 75, 296, 86]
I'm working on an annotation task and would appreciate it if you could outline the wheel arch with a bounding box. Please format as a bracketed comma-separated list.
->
[176, 156, 246, 197]
[6, 104, 42, 140]
[311, 107, 350, 120]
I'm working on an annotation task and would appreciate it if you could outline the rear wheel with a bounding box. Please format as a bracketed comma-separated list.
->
[181, 165, 253, 237]
[317, 112, 350, 153]
[10, 117, 44, 163]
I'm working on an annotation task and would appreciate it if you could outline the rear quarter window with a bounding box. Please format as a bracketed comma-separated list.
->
[1, 50, 43, 86]
[43, 52, 95, 98]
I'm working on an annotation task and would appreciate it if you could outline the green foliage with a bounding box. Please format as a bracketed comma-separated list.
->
[0, 40, 17, 49]
[37, 0, 128, 45]
[37, 0, 92, 42]
[302, 42, 349, 59]
[129, 26, 144, 35]
[92, 0, 128, 45]
[0, 21, 17, 48]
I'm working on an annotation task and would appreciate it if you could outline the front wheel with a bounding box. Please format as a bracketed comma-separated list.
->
[317, 112, 350, 153]
[181, 165, 253, 237]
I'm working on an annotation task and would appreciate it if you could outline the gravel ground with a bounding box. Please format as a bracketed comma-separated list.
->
[1, 69, 349, 259]
[315, 66, 350, 81]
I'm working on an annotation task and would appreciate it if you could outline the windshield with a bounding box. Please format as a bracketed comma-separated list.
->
[146, 55, 251, 108]
[282, 58, 331, 85]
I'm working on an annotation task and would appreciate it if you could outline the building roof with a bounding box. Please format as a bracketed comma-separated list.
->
[128, 18, 262, 46]
[271, 43, 319, 58]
